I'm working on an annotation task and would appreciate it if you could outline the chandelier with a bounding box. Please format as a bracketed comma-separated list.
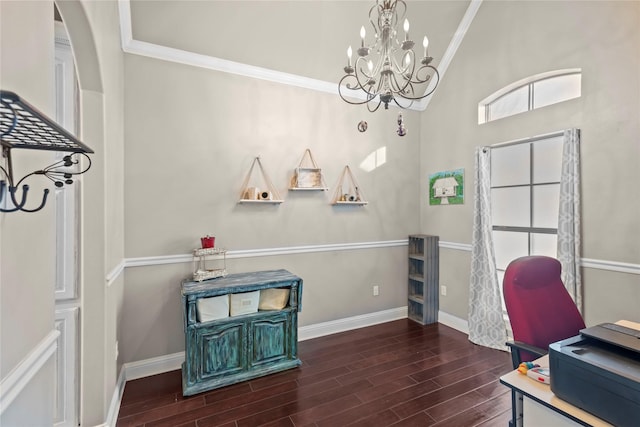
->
[338, 0, 440, 112]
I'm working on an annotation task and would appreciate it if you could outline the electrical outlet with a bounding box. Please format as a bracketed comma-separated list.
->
[373, 285, 380, 296]
[440, 285, 447, 296]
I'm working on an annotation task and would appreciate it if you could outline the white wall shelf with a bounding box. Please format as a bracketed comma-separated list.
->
[238, 156, 283, 204]
[331, 165, 367, 205]
[238, 199, 284, 204]
[289, 149, 327, 191]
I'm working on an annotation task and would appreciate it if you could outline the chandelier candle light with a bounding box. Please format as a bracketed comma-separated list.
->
[339, 0, 439, 112]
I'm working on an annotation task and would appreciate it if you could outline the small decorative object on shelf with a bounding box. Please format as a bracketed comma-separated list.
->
[407, 234, 439, 325]
[200, 235, 215, 249]
[289, 148, 327, 191]
[332, 165, 367, 205]
[238, 156, 283, 204]
[192, 247, 227, 282]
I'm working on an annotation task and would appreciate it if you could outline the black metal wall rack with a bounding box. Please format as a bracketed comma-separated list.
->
[0, 90, 93, 213]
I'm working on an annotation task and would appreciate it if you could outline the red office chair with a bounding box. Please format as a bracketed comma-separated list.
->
[503, 256, 585, 427]
[503, 255, 585, 368]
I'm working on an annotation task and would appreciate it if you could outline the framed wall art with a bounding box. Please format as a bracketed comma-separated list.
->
[429, 168, 464, 205]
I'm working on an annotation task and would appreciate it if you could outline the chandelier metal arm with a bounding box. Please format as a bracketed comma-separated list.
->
[388, 72, 410, 97]
[390, 55, 416, 94]
[355, 57, 375, 84]
[353, 57, 384, 98]
[366, 98, 383, 113]
[338, 74, 383, 113]
[338, 75, 372, 106]
[396, 66, 440, 100]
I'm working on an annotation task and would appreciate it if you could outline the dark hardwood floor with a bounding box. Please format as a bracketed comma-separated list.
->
[117, 319, 513, 427]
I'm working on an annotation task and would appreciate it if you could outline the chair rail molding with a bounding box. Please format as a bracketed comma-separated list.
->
[104, 239, 640, 285]
[581, 258, 640, 275]
[106, 260, 125, 288]
[124, 240, 409, 269]
[0, 330, 60, 415]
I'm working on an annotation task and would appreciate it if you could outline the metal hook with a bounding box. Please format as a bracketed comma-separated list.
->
[18, 187, 49, 213]
[0, 184, 29, 213]
[0, 181, 51, 213]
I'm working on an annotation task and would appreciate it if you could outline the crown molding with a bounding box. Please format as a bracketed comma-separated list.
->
[117, 0, 482, 112]
[416, 0, 483, 111]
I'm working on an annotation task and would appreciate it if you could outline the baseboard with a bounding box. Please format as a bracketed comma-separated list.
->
[437, 310, 469, 334]
[298, 306, 408, 341]
[120, 307, 410, 382]
[108, 308, 468, 426]
[103, 368, 126, 427]
[119, 308, 468, 383]
[124, 351, 186, 381]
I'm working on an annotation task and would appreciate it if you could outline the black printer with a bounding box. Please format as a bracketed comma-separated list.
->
[549, 323, 640, 427]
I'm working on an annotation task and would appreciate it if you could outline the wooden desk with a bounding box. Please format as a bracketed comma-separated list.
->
[500, 320, 640, 427]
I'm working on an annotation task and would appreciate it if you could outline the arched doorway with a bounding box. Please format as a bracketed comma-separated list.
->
[53, 1, 106, 425]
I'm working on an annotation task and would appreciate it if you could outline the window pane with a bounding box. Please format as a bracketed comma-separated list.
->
[532, 184, 560, 228]
[492, 187, 530, 227]
[531, 233, 557, 257]
[533, 74, 581, 109]
[488, 85, 529, 121]
[491, 143, 530, 187]
[494, 231, 529, 270]
[533, 136, 563, 183]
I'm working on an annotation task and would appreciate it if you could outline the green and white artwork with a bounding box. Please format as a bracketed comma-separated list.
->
[429, 168, 464, 205]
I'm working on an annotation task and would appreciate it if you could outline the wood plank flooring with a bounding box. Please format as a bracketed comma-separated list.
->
[117, 319, 513, 427]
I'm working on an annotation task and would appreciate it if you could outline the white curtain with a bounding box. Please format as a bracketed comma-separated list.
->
[469, 147, 507, 351]
[557, 129, 582, 312]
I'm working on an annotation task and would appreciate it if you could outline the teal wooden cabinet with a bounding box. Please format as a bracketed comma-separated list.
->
[181, 269, 303, 396]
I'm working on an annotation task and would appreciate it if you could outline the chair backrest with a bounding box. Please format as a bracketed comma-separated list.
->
[503, 256, 585, 361]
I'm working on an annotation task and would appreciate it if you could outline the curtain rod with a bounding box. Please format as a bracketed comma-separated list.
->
[489, 130, 566, 149]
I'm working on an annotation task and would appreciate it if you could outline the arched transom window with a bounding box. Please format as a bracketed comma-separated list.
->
[478, 69, 581, 124]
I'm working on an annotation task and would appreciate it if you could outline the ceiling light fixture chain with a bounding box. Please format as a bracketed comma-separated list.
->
[338, 0, 440, 112]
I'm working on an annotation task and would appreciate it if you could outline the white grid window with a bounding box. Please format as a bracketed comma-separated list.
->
[491, 134, 564, 308]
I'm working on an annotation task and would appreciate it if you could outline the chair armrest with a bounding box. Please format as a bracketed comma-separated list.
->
[506, 340, 547, 368]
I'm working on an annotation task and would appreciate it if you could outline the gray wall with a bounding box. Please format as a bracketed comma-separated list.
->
[422, 1, 640, 324]
[121, 51, 422, 363]
[0, 0, 125, 425]
[122, 0, 640, 364]
[1, 1, 639, 425]
[0, 2, 56, 425]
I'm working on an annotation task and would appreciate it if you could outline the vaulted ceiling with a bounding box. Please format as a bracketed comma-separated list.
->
[126, 0, 475, 102]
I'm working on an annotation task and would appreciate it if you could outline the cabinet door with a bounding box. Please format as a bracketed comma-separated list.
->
[249, 311, 291, 368]
[195, 320, 247, 381]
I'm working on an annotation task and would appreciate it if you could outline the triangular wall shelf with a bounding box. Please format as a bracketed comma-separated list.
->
[289, 148, 328, 191]
[238, 156, 283, 204]
[332, 165, 367, 206]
